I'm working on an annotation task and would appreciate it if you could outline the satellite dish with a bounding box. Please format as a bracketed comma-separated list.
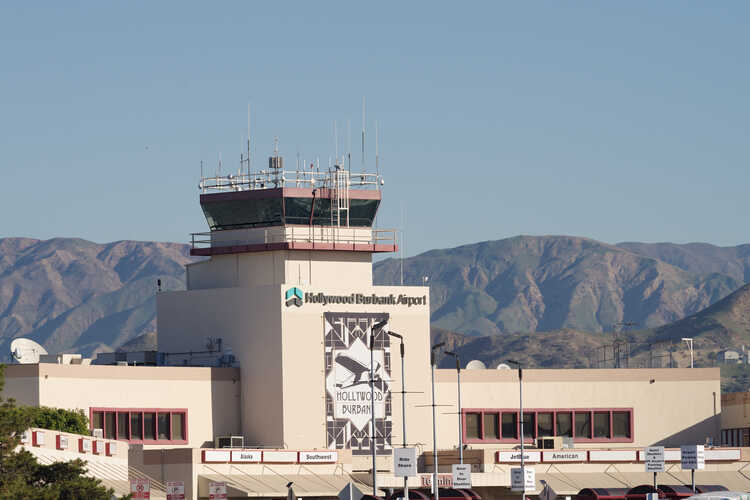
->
[466, 359, 487, 370]
[496, 363, 512, 370]
[10, 338, 48, 364]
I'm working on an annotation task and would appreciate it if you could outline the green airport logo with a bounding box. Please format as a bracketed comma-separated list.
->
[285, 287, 304, 307]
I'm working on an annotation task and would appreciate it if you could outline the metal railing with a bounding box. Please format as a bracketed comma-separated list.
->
[199, 169, 381, 193]
[191, 227, 397, 250]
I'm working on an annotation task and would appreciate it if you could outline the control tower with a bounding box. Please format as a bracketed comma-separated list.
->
[157, 138, 431, 466]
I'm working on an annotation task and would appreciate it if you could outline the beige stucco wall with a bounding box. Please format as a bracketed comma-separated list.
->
[721, 392, 750, 429]
[3, 364, 241, 450]
[157, 285, 283, 447]
[432, 367, 721, 450]
[186, 250, 372, 291]
[279, 283, 432, 472]
[2, 364, 41, 406]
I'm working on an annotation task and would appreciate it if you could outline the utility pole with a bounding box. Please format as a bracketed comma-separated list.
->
[431, 342, 445, 500]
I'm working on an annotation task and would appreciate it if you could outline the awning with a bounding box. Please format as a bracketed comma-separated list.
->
[199, 472, 371, 498]
[537, 472, 750, 496]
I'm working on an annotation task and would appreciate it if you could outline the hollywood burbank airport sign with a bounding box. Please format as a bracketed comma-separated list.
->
[285, 287, 427, 308]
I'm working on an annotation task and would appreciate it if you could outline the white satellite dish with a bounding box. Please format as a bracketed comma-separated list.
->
[466, 359, 487, 370]
[496, 363, 512, 370]
[10, 338, 48, 364]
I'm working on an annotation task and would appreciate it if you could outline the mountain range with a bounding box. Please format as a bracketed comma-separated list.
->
[373, 235, 748, 336]
[0, 235, 748, 361]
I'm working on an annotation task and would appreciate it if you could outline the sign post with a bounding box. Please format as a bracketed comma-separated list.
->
[130, 478, 151, 499]
[511, 467, 535, 492]
[166, 481, 185, 500]
[644, 446, 665, 490]
[681, 445, 705, 493]
[452, 464, 471, 489]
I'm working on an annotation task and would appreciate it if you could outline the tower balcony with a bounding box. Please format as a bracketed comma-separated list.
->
[190, 226, 398, 256]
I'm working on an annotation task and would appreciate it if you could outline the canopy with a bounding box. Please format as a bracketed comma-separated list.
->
[198, 473, 371, 498]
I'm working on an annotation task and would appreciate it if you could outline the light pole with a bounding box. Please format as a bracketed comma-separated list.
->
[431, 342, 445, 500]
[384, 328, 408, 500]
[507, 359, 524, 500]
[370, 319, 389, 497]
[682, 338, 694, 368]
[445, 351, 463, 465]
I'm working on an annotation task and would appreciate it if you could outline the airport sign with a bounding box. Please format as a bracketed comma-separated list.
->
[644, 446, 665, 472]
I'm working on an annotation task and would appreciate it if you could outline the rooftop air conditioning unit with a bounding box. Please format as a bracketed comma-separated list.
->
[537, 436, 563, 449]
[214, 436, 244, 449]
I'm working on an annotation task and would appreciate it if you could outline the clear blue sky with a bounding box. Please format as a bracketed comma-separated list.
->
[2, 2, 748, 257]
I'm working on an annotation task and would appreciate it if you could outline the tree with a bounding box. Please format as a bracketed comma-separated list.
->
[0, 364, 128, 499]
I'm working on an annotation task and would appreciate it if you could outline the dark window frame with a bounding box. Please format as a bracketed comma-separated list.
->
[462, 408, 634, 444]
[89, 408, 188, 445]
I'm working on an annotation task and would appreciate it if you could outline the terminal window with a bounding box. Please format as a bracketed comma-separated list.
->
[90, 408, 188, 444]
[463, 408, 633, 443]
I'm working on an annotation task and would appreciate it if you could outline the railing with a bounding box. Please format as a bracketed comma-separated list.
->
[199, 169, 381, 193]
[190, 227, 397, 250]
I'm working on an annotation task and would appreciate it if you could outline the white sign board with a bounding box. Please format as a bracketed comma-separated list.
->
[681, 445, 705, 470]
[300, 451, 338, 463]
[263, 450, 298, 463]
[203, 450, 230, 463]
[209, 481, 227, 499]
[130, 478, 151, 499]
[511, 467, 535, 491]
[393, 448, 417, 477]
[644, 446, 665, 472]
[497, 451, 542, 463]
[452, 464, 471, 488]
[231, 450, 262, 463]
[542, 450, 588, 462]
[166, 481, 185, 500]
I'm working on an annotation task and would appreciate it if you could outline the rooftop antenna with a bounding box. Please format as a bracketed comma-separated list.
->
[217, 152, 222, 177]
[334, 120, 339, 164]
[347, 119, 351, 174]
[361, 96, 366, 167]
[375, 120, 380, 178]
[247, 103, 258, 179]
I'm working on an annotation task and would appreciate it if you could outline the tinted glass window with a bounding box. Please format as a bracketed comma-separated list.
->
[483, 413, 499, 440]
[594, 412, 610, 438]
[117, 413, 129, 440]
[537, 412, 553, 437]
[158, 413, 170, 440]
[465, 413, 481, 439]
[575, 412, 591, 438]
[501, 413, 517, 439]
[105, 412, 116, 440]
[171, 413, 185, 441]
[144, 413, 156, 440]
[613, 411, 630, 438]
[130, 413, 142, 440]
[201, 198, 283, 230]
[556, 412, 573, 437]
[92, 411, 103, 432]
[522, 413, 535, 439]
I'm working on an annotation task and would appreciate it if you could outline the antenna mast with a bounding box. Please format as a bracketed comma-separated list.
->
[247, 103, 258, 178]
[361, 96, 366, 168]
[375, 120, 380, 178]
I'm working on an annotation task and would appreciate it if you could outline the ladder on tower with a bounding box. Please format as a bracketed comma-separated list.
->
[330, 166, 350, 241]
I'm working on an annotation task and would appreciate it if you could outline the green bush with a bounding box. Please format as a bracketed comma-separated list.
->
[28, 406, 89, 435]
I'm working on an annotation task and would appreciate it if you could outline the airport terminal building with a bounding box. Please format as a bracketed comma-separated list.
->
[3, 155, 749, 499]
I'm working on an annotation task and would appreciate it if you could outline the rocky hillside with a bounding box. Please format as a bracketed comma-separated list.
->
[375, 235, 744, 337]
[432, 283, 750, 390]
[0, 237, 196, 356]
[617, 242, 750, 283]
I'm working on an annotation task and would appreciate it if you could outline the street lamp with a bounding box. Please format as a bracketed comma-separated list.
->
[682, 338, 694, 368]
[384, 328, 408, 500]
[431, 342, 445, 500]
[445, 351, 463, 465]
[507, 359, 525, 500]
[370, 319, 389, 497]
